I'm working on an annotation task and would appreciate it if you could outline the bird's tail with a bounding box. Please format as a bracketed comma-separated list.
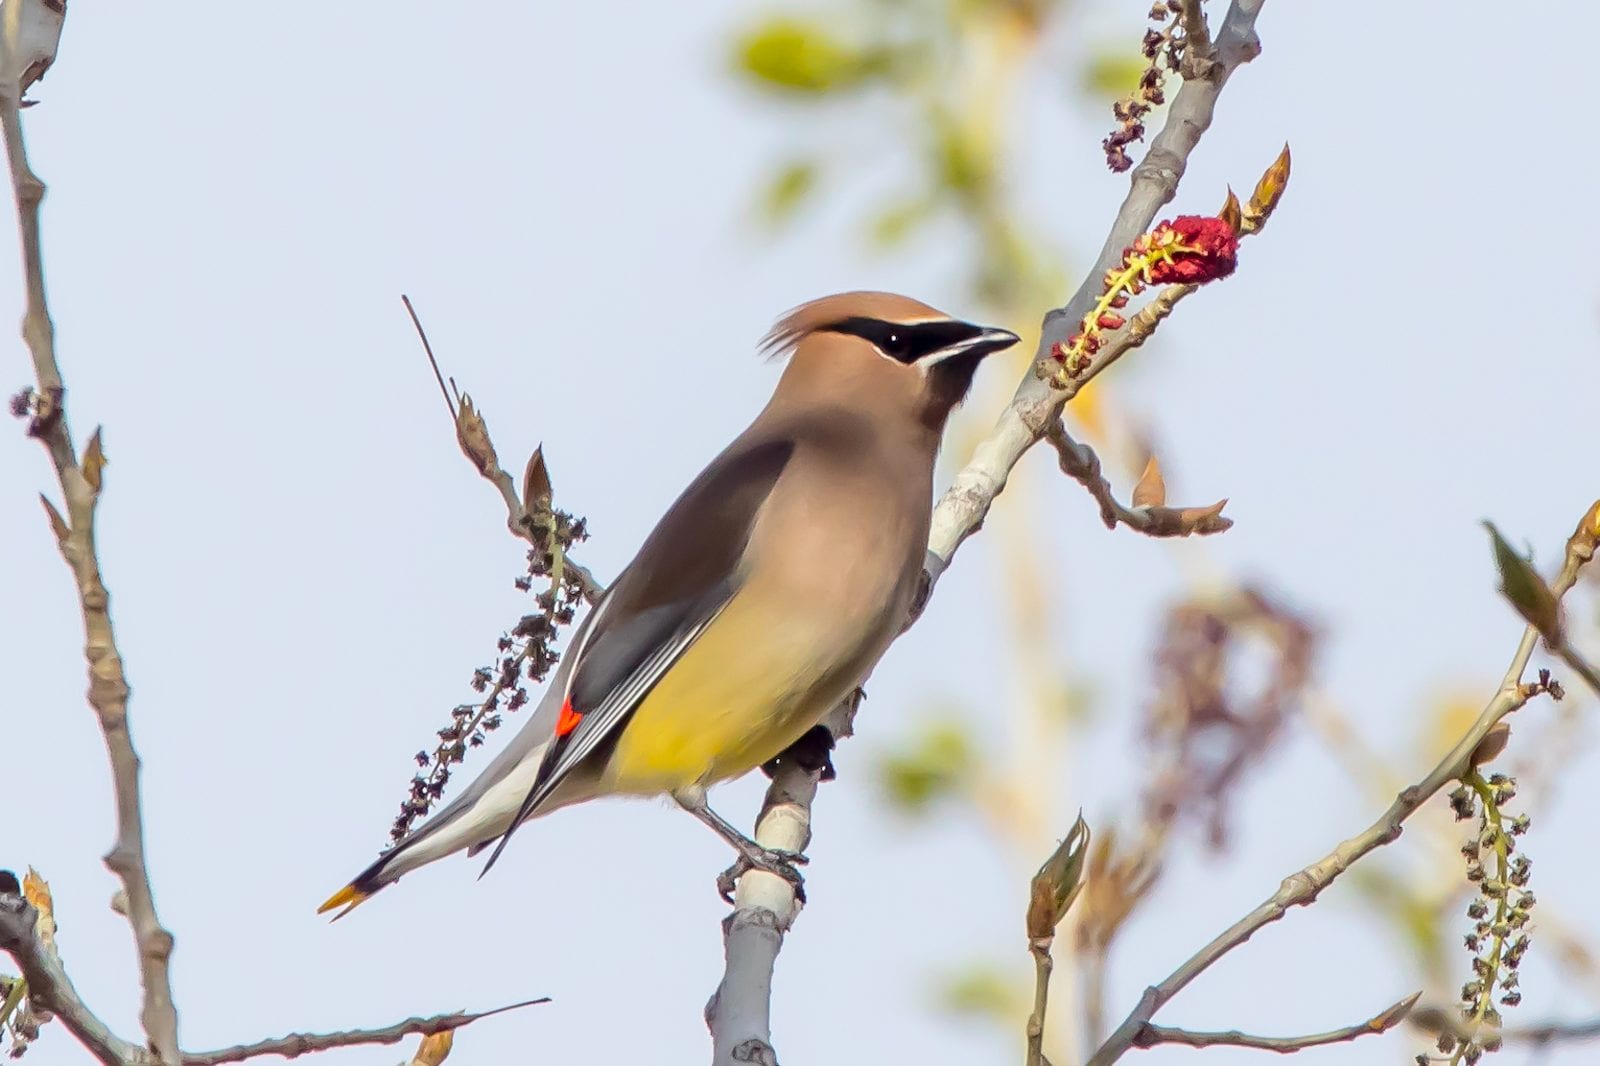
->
[317, 714, 570, 918]
[317, 856, 388, 919]
[317, 828, 446, 920]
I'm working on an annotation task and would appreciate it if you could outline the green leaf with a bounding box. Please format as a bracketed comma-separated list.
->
[1485, 521, 1562, 642]
[734, 19, 870, 94]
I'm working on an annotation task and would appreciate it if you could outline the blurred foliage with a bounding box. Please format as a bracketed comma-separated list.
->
[1082, 50, 1150, 99]
[939, 962, 1027, 1019]
[879, 718, 976, 811]
[735, 18, 897, 94]
[731, 0, 1068, 311]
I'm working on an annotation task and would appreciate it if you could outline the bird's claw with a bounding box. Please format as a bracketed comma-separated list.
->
[716, 846, 809, 904]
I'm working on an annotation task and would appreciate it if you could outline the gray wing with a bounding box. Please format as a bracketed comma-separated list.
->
[476, 434, 796, 875]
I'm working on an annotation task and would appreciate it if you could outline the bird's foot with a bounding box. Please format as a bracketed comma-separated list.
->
[716, 843, 809, 904]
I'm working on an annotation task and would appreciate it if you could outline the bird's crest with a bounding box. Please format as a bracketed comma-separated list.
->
[760, 291, 949, 360]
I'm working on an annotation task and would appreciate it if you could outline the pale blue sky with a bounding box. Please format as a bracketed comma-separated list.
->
[4, 3, 1598, 1065]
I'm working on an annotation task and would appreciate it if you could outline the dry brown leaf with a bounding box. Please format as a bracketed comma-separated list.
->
[22, 868, 55, 957]
[1143, 499, 1231, 537]
[409, 1029, 454, 1066]
[1025, 814, 1090, 940]
[454, 394, 500, 477]
[523, 445, 553, 513]
[1246, 143, 1292, 224]
[1173, 499, 1231, 534]
[1471, 723, 1511, 768]
[1218, 186, 1242, 234]
[1132, 455, 1166, 508]
[81, 427, 106, 491]
[39, 494, 67, 543]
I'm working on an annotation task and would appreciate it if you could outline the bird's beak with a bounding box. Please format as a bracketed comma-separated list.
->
[926, 325, 1022, 365]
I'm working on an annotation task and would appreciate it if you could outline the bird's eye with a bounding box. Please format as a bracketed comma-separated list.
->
[882, 331, 908, 358]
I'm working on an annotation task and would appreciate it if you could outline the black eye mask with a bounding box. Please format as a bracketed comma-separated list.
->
[821, 317, 988, 364]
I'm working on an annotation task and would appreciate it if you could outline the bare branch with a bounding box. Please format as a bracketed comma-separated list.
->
[706, 699, 856, 1066]
[399, 296, 604, 604]
[0, 892, 151, 1066]
[401, 293, 458, 421]
[1133, 991, 1419, 1053]
[924, 0, 1266, 587]
[180, 998, 550, 1066]
[1045, 420, 1230, 537]
[1, 10, 181, 1062]
[1085, 515, 1596, 1066]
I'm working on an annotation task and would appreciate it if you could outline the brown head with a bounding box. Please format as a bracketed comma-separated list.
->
[760, 291, 1020, 437]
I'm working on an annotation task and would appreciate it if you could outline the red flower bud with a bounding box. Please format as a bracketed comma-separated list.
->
[1143, 215, 1239, 284]
[1097, 312, 1126, 330]
[1109, 293, 1129, 308]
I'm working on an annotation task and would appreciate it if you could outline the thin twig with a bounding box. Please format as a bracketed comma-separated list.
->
[1044, 419, 1230, 537]
[398, 297, 604, 604]
[1552, 642, 1600, 699]
[1132, 991, 1419, 1053]
[1506, 1015, 1600, 1046]
[402, 294, 457, 421]
[181, 998, 550, 1066]
[1085, 521, 1595, 1066]
[1, 11, 181, 1063]
[923, 0, 1265, 586]
[0, 894, 150, 1066]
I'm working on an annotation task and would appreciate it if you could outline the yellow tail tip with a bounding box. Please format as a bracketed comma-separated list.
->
[317, 883, 368, 917]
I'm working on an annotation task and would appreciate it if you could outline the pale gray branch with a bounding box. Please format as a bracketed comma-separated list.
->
[706, 700, 857, 1065]
[924, 0, 1265, 586]
[1, 7, 182, 1062]
[1084, 531, 1593, 1066]
[1132, 991, 1418, 1054]
[0, 893, 151, 1066]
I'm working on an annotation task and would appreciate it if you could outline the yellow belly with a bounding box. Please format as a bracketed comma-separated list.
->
[600, 589, 864, 795]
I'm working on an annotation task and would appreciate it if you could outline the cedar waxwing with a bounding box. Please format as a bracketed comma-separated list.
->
[320, 292, 1019, 915]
